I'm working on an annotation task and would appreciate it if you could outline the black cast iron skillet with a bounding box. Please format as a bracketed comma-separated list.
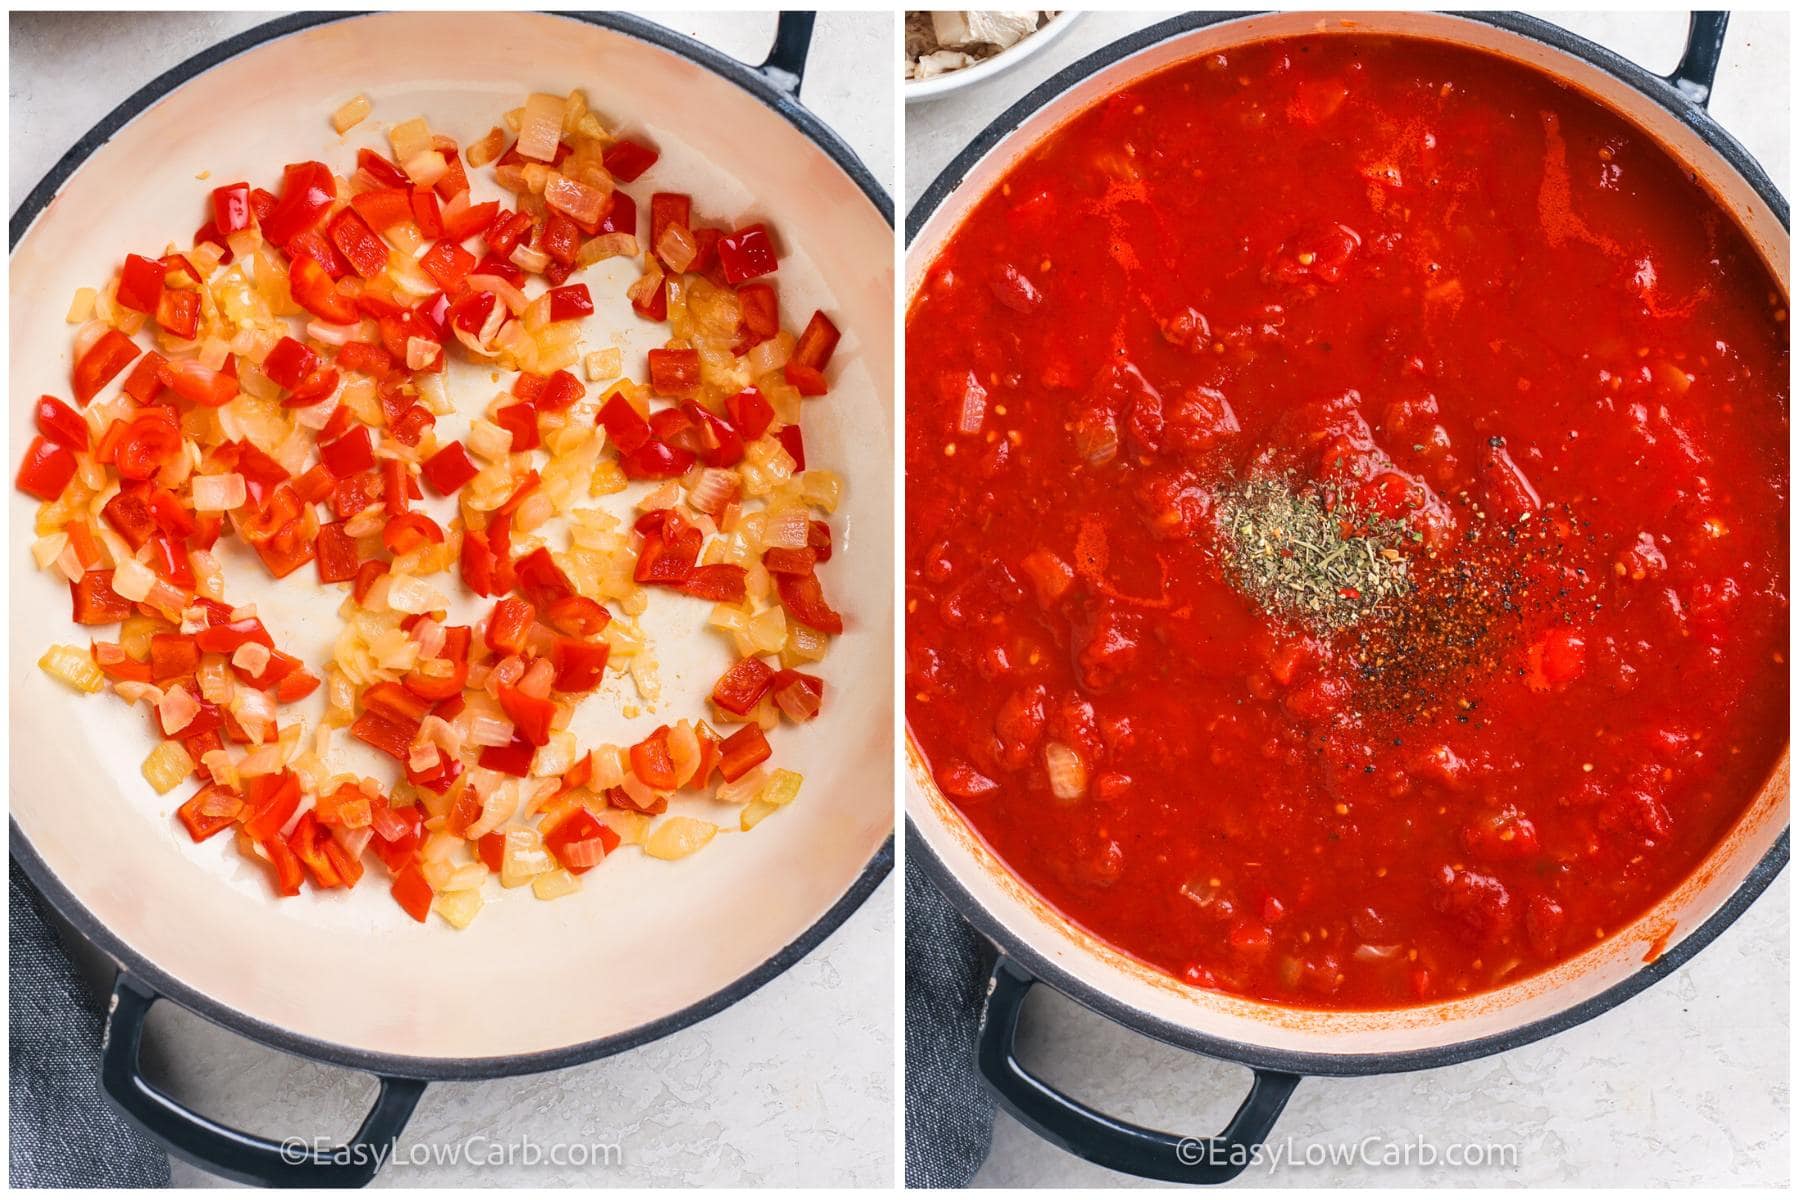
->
[12, 10, 893, 1187]
[906, 10, 1788, 1185]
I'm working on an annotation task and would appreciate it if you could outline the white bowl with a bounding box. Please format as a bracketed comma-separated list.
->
[905, 11, 1082, 105]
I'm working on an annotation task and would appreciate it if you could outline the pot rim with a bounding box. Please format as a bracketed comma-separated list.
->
[903, 8, 1790, 1076]
[9, 8, 895, 1083]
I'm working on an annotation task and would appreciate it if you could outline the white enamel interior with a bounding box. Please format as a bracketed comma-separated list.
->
[11, 12, 894, 1065]
[906, 10, 1789, 1057]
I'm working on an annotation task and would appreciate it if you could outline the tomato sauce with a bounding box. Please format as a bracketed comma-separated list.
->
[905, 36, 1788, 1009]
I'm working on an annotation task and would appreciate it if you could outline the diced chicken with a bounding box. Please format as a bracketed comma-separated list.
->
[932, 11, 1043, 51]
[916, 50, 976, 79]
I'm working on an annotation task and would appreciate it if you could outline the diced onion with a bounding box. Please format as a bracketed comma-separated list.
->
[191, 472, 246, 512]
[39, 645, 103, 694]
[110, 558, 155, 602]
[157, 684, 200, 735]
[1045, 742, 1087, 801]
[331, 93, 372, 134]
[517, 93, 566, 162]
[645, 816, 718, 860]
[142, 741, 195, 794]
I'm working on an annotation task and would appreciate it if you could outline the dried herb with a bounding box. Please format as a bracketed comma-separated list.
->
[1215, 476, 1412, 633]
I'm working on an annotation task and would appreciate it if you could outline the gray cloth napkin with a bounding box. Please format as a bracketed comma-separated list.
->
[9, 860, 170, 1188]
[904, 855, 998, 1187]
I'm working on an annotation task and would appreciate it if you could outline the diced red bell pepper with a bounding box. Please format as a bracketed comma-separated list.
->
[241, 771, 302, 841]
[350, 711, 415, 762]
[357, 148, 411, 189]
[403, 625, 471, 702]
[328, 207, 390, 279]
[289, 255, 357, 324]
[35, 395, 88, 450]
[177, 783, 240, 842]
[681, 563, 748, 603]
[778, 424, 806, 470]
[545, 809, 621, 875]
[478, 734, 537, 777]
[71, 570, 133, 624]
[315, 521, 360, 583]
[736, 282, 779, 351]
[603, 139, 659, 182]
[283, 365, 340, 409]
[785, 362, 828, 397]
[148, 635, 201, 685]
[155, 287, 200, 340]
[597, 191, 637, 237]
[546, 285, 593, 322]
[158, 357, 239, 407]
[260, 837, 305, 898]
[543, 594, 610, 637]
[319, 425, 375, 477]
[792, 309, 842, 371]
[497, 684, 556, 747]
[717, 724, 772, 782]
[597, 393, 652, 454]
[621, 440, 695, 480]
[335, 341, 392, 377]
[712, 656, 775, 715]
[391, 863, 434, 922]
[442, 198, 500, 243]
[775, 568, 843, 634]
[262, 337, 319, 389]
[763, 546, 818, 576]
[647, 348, 701, 398]
[718, 223, 778, 284]
[433, 149, 471, 202]
[73, 329, 142, 405]
[533, 369, 583, 413]
[411, 187, 444, 238]
[350, 186, 412, 231]
[629, 725, 679, 790]
[726, 387, 776, 440]
[382, 511, 444, 556]
[193, 220, 235, 265]
[353, 559, 388, 604]
[286, 226, 351, 279]
[111, 410, 183, 481]
[117, 253, 166, 314]
[420, 239, 477, 290]
[16, 436, 77, 501]
[420, 441, 478, 495]
[485, 596, 535, 655]
[631, 275, 668, 321]
[121, 350, 168, 404]
[460, 528, 497, 597]
[494, 402, 540, 452]
[262, 161, 337, 245]
[514, 547, 576, 610]
[685, 403, 745, 468]
[549, 637, 610, 693]
[287, 811, 343, 889]
[213, 182, 254, 235]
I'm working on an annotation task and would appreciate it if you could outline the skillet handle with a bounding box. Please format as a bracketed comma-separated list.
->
[1665, 12, 1729, 108]
[100, 972, 425, 1187]
[976, 956, 1301, 1184]
[758, 12, 817, 99]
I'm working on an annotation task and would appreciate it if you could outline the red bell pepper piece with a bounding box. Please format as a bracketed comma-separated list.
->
[792, 309, 842, 371]
[261, 161, 337, 245]
[353, 559, 388, 604]
[391, 863, 434, 922]
[177, 783, 240, 842]
[543, 809, 620, 874]
[736, 282, 779, 350]
[73, 329, 142, 405]
[543, 595, 610, 637]
[597, 191, 637, 237]
[259, 837, 305, 898]
[770, 669, 825, 721]
[403, 626, 471, 702]
[70, 571, 132, 624]
[155, 288, 200, 339]
[497, 684, 556, 747]
[328, 207, 390, 279]
[778, 424, 806, 470]
[350, 711, 416, 762]
[726, 387, 776, 440]
[357, 148, 411, 189]
[420, 239, 477, 290]
[549, 637, 610, 693]
[597, 393, 652, 454]
[775, 568, 843, 634]
[629, 725, 679, 790]
[110, 409, 183, 481]
[514, 547, 576, 610]
[718, 223, 778, 284]
[546, 285, 594, 322]
[242, 771, 302, 841]
[315, 521, 360, 583]
[478, 734, 537, 778]
[16, 436, 77, 501]
[410, 187, 444, 238]
[319, 426, 374, 477]
[262, 336, 319, 390]
[121, 351, 167, 404]
[212, 182, 254, 234]
[420, 441, 479, 495]
[350, 186, 412, 231]
[602, 139, 659, 182]
[647, 348, 701, 398]
[158, 357, 238, 407]
[681, 563, 749, 603]
[116, 253, 166, 314]
[35, 395, 89, 450]
[494, 402, 540, 451]
[621, 440, 695, 480]
[485, 596, 535, 655]
[442, 198, 500, 243]
[717, 723, 772, 782]
[289, 254, 357, 324]
[382, 511, 444, 556]
[712, 656, 775, 715]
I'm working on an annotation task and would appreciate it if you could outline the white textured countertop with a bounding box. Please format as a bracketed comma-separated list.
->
[10, 11, 895, 1188]
[906, 10, 1790, 1189]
